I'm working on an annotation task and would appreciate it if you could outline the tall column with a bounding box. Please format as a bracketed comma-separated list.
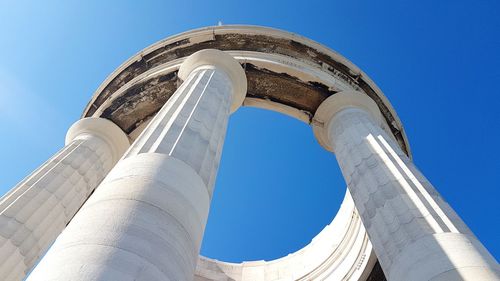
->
[27, 49, 247, 281]
[0, 117, 129, 281]
[313, 91, 500, 281]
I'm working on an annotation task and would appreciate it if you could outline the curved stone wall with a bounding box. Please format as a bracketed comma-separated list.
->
[194, 191, 378, 281]
[82, 25, 411, 157]
[79, 25, 408, 281]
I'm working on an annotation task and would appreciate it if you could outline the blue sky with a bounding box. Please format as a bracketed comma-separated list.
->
[0, 0, 499, 263]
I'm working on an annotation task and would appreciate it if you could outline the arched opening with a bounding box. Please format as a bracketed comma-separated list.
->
[200, 106, 346, 263]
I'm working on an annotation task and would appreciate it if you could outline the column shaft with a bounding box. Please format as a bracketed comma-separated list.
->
[0, 118, 129, 281]
[27, 49, 246, 281]
[321, 94, 500, 280]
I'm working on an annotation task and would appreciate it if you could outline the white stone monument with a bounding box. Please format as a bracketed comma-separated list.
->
[1, 26, 499, 281]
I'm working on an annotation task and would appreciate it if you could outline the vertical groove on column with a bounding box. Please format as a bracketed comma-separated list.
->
[329, 107, 500, 280]
[123, 71, 200, 158]
[375, 135, 459, 233]
[0, 136, 114, 281]
[124, 67, 232, 189]
[26, 58, 240, 281]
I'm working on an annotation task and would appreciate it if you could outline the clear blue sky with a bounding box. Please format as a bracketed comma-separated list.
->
[0, 0, 499, 263]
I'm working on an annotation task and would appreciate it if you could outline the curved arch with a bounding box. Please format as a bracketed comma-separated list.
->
[80, 25, 405, 281]
[82, 25, 411, 158]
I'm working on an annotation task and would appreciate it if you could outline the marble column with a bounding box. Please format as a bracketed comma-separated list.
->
[313, 91, 500, 281]
[0, 117, 129, 281]
[26, 49, 247, 281]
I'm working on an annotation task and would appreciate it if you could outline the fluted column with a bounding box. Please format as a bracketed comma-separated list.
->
[313, 91, 500, 281]
[0, 117, 129, 281]
[27, 49, 247, 281]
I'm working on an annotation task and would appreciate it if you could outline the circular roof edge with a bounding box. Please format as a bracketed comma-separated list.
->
[82, 25, 411, 157]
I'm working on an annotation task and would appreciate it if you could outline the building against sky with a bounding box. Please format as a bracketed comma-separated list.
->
[1, 24, 500, 280]
[2, 1, 498, 278]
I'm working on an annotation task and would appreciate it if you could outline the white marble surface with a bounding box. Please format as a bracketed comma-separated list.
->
[26, 50, 247, 281]
[316, 91, 500, 281]
[0, 117, 129, 281]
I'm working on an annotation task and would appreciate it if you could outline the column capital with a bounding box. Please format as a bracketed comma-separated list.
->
[65, 117, 130, 164]
[178, 49, 247, 113]
[313, 90, 383, 152]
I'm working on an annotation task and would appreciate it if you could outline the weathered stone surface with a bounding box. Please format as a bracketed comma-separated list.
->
[0, 118, 129, 281]
[83, 26, 410, 156]
[317, 91, 500, 281]
[11, 25, 497, 281]
[27, 50, 245, 281]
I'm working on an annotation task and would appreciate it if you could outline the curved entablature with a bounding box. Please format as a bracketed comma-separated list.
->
[82, 25, 411, 157]
[5, 24, 498, 281]
[77, 26, 409, 280]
